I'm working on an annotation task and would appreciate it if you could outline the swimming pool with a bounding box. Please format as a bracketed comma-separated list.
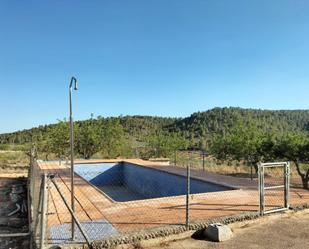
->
[74, 162, 232, 202]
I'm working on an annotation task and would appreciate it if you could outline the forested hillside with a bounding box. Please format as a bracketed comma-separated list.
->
[0, 116, 177, 145]
[170, 107, 309, 137]
[2, 107, 309, 188]
[1, 107, 309, 148]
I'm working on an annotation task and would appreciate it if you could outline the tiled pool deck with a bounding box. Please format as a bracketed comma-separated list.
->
[38, 159, 309, 240]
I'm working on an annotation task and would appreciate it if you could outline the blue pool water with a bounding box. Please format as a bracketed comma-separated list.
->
[74, 162, 232, 202]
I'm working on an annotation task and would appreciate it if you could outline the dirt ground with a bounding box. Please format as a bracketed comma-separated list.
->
[0, 177, 29, 249]
[149, 210, 309, 249]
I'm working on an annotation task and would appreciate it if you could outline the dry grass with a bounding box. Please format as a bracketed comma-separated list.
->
[0, 150, 29, 177]
[173, 151, 309, 180]
[175, 151, 252, 176]
[0, 150, 29, 165]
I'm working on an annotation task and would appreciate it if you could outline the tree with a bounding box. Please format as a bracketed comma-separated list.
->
[274, 134, 309, 189]
[36, 138, 52, 160]
[148, 132, 188, 158]
[75, 119, 100, 159]
[98, 118, 129, 158]
[211, 121, 264, 172]
[48, 120, 74, 158]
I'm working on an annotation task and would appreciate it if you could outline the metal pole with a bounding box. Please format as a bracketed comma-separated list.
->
[50, 176, 92, 249]
[262, 166, 265, 214]
[69, 76, 77, 240]
[186, 154, 191, 228]
[33, 177, 44, 241]
[251, 165, 253, 181]
[258, 162, 264, 216]
[39, 174, 48, 249]
[28, 148, 35, 247]
[202, 153, 205, 171]
[0, 233, 30, 238]
[259, 162, 289, 166]
[174, 151, 177, 166]
[257, 163, 262, 215]
[284, 162, 290, 209]
[30, 147, 36, 200]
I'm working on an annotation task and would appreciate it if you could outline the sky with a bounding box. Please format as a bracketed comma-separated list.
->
[1, 0, 309, 133]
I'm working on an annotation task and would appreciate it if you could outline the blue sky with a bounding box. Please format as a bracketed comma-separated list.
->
[1, 1, 309, 133]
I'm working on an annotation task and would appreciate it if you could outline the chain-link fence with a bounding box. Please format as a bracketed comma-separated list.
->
[174, 151, 258, 179]
[28, 153, 309, 249]
[28, 148, 47, 248]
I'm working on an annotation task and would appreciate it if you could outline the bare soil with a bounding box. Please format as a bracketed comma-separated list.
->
[149, 210, 309, 249]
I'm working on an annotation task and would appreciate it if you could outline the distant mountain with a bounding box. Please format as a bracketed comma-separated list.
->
[169, 107, 309, 137]
[1, 107, 309, 147]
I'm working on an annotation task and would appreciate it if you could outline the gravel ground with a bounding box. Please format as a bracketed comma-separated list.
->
[149, 210, 309, 249]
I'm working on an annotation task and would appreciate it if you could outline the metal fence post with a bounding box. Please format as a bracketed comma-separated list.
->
[33, 177, 44, 243]
[39, 174, 48, 249]
[261, 165, 265, 215]
[174, 151, 177, 166]
[28, 148, 35, 248]
[258, 162, 264, 216]
[202, 154, 205, 171]
[201, 151, 207, 171]
[185, 156, 190, 228]
[284, 162, 290, 209]
[30, 147, 36, 200]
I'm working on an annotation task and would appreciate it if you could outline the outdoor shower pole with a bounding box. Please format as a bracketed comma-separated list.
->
[69, 76, 78, 240]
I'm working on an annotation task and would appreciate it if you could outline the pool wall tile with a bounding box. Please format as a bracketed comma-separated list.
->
[74, 162, 231, 202]
[123, 163, 228, 198]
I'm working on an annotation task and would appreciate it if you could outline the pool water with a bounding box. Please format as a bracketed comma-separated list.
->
[74, 162, 232, 202]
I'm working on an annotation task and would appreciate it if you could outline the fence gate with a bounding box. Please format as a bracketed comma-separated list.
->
[258, 162, 290, 215]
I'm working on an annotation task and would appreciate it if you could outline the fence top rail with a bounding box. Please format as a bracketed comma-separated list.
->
[259, 162, 289, 168]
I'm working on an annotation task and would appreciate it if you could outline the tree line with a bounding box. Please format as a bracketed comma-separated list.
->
[4, 116, 187, 161]
[2, 107, 309, 149]
[1, 107, 309, 189]
[210, 121, 309, 189]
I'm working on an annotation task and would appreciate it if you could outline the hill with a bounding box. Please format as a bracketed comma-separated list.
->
[1, 107, 309, 150]
[0, 116, 177, 145]
[170, 107, 309, 137]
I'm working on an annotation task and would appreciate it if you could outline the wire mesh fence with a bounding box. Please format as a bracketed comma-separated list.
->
[28, 154, 309, 249]
[174, 151, 258, 180]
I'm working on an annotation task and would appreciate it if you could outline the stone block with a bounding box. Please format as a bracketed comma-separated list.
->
[203, 223, 233, 242]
